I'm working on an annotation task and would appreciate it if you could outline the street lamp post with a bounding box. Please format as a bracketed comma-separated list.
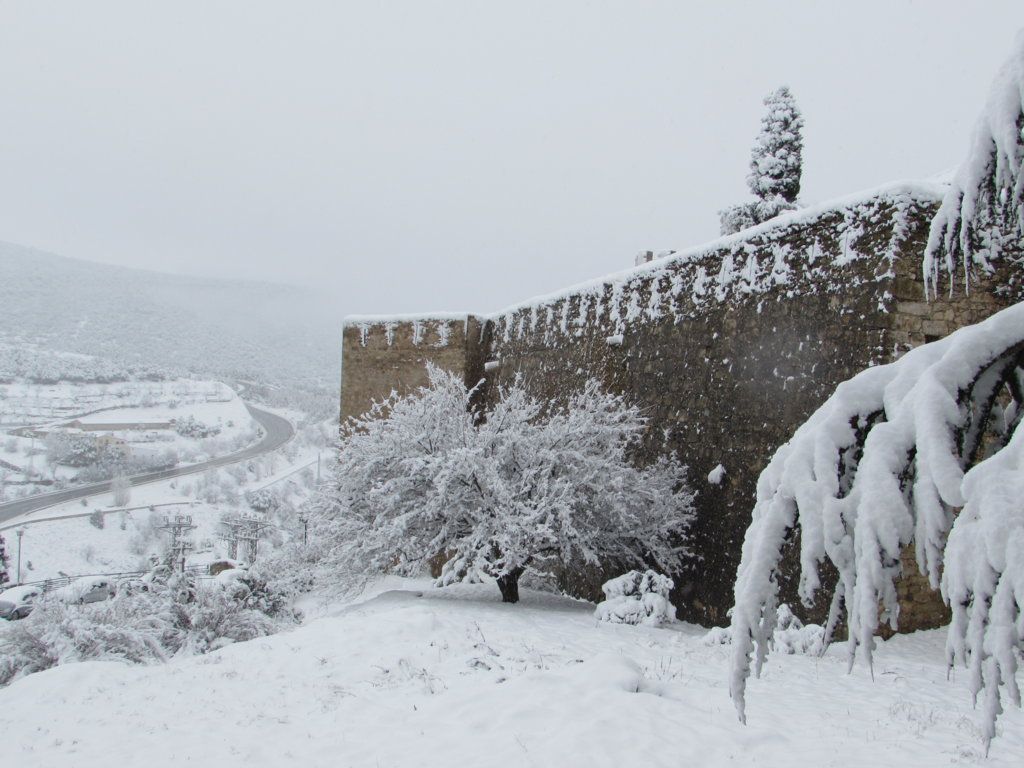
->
[15, 528, 25, 584]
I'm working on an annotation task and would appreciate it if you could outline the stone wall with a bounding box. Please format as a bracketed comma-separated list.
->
[340, 182, 1019, 629]
[340, 314, 486, 423]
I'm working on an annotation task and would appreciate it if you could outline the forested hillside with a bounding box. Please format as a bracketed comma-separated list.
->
[0, 241, 341, 392]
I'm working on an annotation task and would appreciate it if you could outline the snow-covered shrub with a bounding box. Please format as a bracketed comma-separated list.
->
[44, 432, 99, 467]
[729, 301, 1024, 750]
[88, 509, 105, 529]
[245, 487, 279, 513]
[704, 604, 823, 655]
[595, 570, 675, 626]
[0, 593, 173, 685]
[925, 31, 1024, 298]
[771, 604, 824, 655]
[175, 415, 221, 439]
[718, 202, 758, 236]
[0, 576, 295, 686]
[304, 365, 695, 604]
[173, 586, 283, 655]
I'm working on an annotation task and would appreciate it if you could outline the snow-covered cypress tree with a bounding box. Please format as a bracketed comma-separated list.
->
[719, 86, 804, 235]
[747, 86, 804, 205]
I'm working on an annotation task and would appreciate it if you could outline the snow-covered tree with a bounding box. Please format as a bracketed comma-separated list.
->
[925, 32, 1024, 297]
[719, 86, 804, 235]
[308, 364, 695, 603]
[718, 202, 758, 237]
[728, 301, 1024, 751]
[747, 86, 804, 205]
[0, 534, 10, 588]
[112, 473, 131, 507]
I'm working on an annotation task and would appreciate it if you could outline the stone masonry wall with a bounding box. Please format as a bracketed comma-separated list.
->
[340, 314, 486, 424]
[340, 183, 1019, 630]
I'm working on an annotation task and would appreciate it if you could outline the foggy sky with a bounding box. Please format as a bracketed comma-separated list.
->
[1, 2, 1021, 317]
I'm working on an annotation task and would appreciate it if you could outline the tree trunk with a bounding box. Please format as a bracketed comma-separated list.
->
[496, 568, 523, 604]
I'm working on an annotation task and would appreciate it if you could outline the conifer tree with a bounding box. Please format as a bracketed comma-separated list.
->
[747, 86, 804, 205]
[719, 86, 804, 235]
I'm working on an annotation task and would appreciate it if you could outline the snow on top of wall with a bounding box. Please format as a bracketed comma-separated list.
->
[490, 180, 941, 322]
[344, 179, 943, 346]
[342, 311, 478, 327]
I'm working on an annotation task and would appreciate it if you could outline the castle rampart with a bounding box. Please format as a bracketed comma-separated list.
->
[340, 181, 1017, 628]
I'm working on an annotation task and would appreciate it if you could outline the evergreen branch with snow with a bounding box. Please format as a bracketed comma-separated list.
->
[728, 302, 1024, 751]
[925, 31, 1024, 297]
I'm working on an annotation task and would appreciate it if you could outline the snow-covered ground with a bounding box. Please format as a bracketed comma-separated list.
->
[1, 580, 1020, 767]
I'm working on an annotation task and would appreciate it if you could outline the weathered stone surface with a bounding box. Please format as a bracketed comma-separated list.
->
[339, 184, 1018, 630]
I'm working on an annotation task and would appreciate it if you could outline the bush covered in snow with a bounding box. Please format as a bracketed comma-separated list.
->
[706, 604, 824, 655]
[302, 364, 695, 604]
[175, 415, 222, 439]
[0, 572, 295, 686]
[594, 570, 675, 627]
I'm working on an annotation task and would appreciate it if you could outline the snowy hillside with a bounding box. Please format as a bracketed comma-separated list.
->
[1, 581, 1021, 767]
[0, 241, 342, 391]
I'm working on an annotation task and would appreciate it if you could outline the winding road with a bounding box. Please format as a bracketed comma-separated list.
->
[0, 403, 294, 528]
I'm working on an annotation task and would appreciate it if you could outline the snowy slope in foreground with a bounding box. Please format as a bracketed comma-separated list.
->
[1, 583, 1021, 767]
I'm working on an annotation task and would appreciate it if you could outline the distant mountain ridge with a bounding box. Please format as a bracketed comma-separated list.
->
[0, 241, 342, 392]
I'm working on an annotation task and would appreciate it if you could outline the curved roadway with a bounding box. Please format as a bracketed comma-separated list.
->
[0, 404, 294, 527]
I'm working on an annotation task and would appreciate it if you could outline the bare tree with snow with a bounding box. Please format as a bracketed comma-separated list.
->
[112, 473, 131, 508]
[307, 364, 695, 603]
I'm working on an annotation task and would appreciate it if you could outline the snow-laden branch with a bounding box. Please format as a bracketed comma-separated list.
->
[925, 31, 1024, 296]
[729, 302, 1024, 750]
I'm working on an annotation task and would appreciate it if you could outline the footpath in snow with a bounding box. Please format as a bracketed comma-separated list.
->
[0, 580, 1021, 767]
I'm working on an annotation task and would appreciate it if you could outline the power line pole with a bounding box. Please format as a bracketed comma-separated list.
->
[220, 513, 272, 563]
[156, 513, 197, 573]
[15, 528, 25, 584]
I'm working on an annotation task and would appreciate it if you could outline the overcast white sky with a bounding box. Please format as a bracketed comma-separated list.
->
[1, 2, 1021, 316]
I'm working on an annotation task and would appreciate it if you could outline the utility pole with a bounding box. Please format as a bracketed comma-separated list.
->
[156, 513, 197, 573]
[220, 513, 272, 563]
[15, 528, 24, 584]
